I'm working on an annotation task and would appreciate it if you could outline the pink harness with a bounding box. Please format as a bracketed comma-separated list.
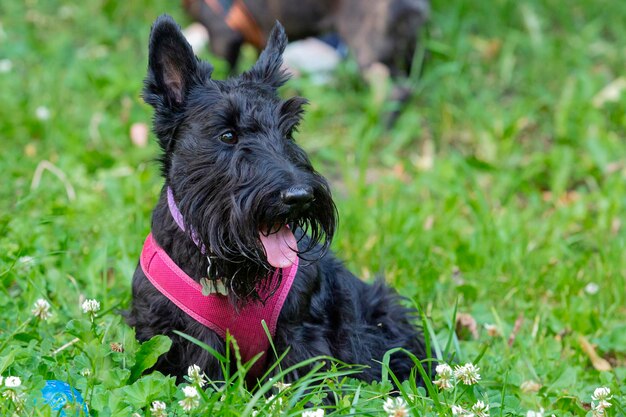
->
[140, 189, 298, 379]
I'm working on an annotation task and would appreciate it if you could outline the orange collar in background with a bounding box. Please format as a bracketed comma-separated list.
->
[204, 0, 266, 49]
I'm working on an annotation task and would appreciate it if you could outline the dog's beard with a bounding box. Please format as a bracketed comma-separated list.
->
[177, 176, 336, 302]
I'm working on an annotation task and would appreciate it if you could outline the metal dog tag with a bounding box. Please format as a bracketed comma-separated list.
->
[200, 277, 228, 296]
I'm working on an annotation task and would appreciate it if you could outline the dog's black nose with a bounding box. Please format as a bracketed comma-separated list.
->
[281, 186, 314, 207]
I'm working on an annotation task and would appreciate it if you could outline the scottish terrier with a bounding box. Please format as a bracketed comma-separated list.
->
[127, 14, 430, 385]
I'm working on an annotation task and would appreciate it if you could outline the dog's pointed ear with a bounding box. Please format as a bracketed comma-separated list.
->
[243, 21, 288, 88]
[145, 15, 199, 108]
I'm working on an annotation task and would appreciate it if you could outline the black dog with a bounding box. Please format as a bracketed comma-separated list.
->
[127, 14, 430, 385]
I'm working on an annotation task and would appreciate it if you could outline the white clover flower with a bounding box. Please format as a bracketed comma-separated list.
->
[2, 376, 23, 405]
[80, 368, 92, 377]
[182, 385, 198, 398]
[592, 405, 607, 417]
[584, 282, 599, 295]
[272, 380, 292, 392]
[81, 299, 100, 317]
[434, 363, 454, 390]
[179, 385, 200, 411]
[266, 394, 284, 413]
[435, 363, 453, 378]
[302, 409, 325, 417]
[18, 256, 35, 270]
[435, 377, 454, 390]
[32, 298, 51, 320]
[187, 364, 207, 387]
[5, 376, 21, 388]
[592, 387, 612, 402]
[454, 363, 481, 385]
[471, 400, 489, 417]
[2, 389, 21, 402]
[591, 386, 612, 416]
[150, 400, 167, 417]
[451, 405, 465, 416]
[451, 404, 478, 417]
[382, 397, 409, 417]
[526, 408, 544, 417]
[0, 59, 12, 73]
[35, 106, 51, 121]
[81, 298, 100, 313]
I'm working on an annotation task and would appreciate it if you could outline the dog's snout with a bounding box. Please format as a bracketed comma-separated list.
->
[280, 185, 314, 207]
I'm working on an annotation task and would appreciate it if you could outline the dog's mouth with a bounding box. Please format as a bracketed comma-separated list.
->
[258, 223, 298, 268]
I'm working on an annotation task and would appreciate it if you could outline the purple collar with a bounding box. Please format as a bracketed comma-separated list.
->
[167, 186, 205, 251]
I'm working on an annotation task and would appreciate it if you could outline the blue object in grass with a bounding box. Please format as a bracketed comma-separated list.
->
[40, 380, 89, 416]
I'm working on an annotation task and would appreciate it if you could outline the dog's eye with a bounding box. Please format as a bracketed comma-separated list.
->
[219, 131, 238, 144]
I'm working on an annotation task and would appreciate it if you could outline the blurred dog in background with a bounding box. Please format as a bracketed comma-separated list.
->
[183, 0, 428, 76]
[182, 0, 429, 121]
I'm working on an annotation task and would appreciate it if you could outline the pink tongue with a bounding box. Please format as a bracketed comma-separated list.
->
[259, 225, 298, 268]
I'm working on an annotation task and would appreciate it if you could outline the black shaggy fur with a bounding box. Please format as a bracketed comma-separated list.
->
[127, 14, 430, 385]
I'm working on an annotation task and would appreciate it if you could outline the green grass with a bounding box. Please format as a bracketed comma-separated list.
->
[1, 0, 625, 415]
